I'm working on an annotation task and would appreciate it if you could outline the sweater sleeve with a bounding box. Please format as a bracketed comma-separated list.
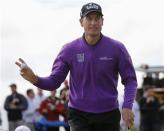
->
[34, 45, 70, 91]
[118, 43, 137, 109]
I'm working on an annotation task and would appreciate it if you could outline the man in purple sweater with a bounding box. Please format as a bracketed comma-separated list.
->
[16, 2, 137, 131]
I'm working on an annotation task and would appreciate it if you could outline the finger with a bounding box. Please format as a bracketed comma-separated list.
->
[15, 61, 21, 67]
[128, 124, 133, 130]
[20, 63, 28, 69]
[20, 71, 24, 75]
[19, 58, 26, 64]
[127, 120, 134, 129]
[124, 119, 131, 128]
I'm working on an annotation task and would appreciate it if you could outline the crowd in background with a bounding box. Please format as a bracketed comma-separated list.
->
[1, 74, 164, 131]
[2, 80, 69, 131]
[133, 72, 164, 131]
[120, 70, 164, 131]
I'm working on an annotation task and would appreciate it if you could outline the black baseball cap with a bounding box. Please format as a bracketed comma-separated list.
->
[80, 2, 103, 18]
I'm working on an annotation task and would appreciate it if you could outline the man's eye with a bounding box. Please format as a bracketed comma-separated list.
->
[86, 17, 92, 21]
[95, 17, 100, 21]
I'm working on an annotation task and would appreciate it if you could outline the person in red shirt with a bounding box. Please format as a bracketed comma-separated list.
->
[37, 90, 65, 131]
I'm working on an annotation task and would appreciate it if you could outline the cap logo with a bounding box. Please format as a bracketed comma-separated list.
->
[86, 3, 99, 10]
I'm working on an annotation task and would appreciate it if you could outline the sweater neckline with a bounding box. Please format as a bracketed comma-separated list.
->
[81, 33, 104, 48]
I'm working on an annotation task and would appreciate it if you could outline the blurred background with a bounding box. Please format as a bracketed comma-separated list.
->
[0, 0, 164, 130]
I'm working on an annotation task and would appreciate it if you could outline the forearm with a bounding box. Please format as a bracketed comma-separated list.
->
[34, 76, 61, 91]
[118, 43, 138, 109]
[122, 79, 137, 109]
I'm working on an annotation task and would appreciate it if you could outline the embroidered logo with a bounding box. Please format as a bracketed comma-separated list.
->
[77, 53, 84, 62]
[99, 57, 113, 61]
[86, 3, 99, 10]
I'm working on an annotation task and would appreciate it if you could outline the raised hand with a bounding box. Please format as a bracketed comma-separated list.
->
[15, 58, 38, 84]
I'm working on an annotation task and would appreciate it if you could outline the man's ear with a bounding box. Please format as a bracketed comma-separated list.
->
[102, 17, 104, 26]
[79, 18, 83, 27]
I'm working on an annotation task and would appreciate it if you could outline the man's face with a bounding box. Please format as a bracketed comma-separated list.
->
[37, 88, 43, 95]
[28, 91, 35, 99]
[11, 86, 17, 93]
[80, 12, 103, 37]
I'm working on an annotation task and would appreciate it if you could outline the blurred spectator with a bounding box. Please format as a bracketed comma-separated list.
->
[23, 89, 37, 131]
[37, 90, 66, 131]
[160, 77, 164, 87]
[143, 73, 164, 88]
[63, 80, 69, 89]
[152, 73, 161, 88]
[60, 80, 69, 103]
[35, 88, 46, 109]
[34, 88, 46, 123]
[59, 80, 70, 131]
[4, 83, 28, 131]
[139, 86, 161, 131]
[143, 73, 153, 86]
[160, 101, 164, 131]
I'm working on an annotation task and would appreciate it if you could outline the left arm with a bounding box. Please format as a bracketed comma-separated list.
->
[117, 43, 137, 128]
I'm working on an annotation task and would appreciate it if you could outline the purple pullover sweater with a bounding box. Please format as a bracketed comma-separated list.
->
[35, 35, 137, 113]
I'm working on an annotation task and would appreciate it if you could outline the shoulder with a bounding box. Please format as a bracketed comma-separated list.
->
[62, 37, 81, 51]
[102, 35, 128, 56]
[58, 38, 81, 59]
[102, 35, 123, 47]
[5, 95, 12, 100]
[17, 93, 25, 98]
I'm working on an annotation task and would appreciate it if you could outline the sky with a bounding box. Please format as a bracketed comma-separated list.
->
[1, 0, 164, 104]
[0, 0, 164, 129]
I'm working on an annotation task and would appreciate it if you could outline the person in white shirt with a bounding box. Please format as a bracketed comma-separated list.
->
[35, 88, 46, 109]
[34, 88, 46, 123]
[23, 89, 37, 131]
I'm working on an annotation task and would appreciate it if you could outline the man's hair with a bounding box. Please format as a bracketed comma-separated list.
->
[26, 89, 33, 95]
[9, 83, 17, 88]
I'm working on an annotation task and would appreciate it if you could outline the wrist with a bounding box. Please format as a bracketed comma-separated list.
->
[30, 74, 38, 84]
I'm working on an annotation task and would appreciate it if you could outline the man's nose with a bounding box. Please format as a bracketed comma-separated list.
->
[90, 20, 97, 25]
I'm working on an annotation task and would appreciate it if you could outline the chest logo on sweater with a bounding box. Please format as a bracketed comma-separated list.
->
[99, 56, 113, 61]
[77, 53, 84, 62]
